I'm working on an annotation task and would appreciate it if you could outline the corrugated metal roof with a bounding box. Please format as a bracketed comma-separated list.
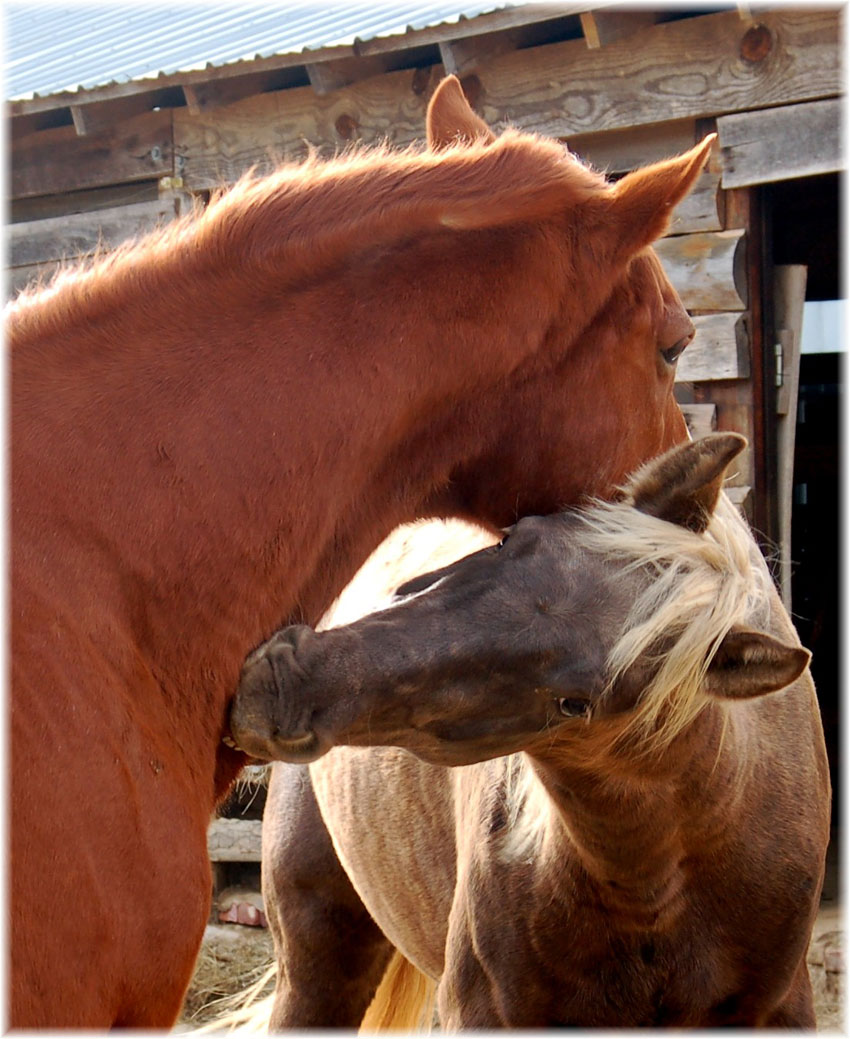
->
[5, 2, 516, 101]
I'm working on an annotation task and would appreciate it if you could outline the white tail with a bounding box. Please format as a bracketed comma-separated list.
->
[359, 950, 436, 1032]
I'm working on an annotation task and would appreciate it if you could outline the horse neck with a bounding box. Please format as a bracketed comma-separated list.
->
[524, 708, 745, 927]
[11, 226, 572, 799]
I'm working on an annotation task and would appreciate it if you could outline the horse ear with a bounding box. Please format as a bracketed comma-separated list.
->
[427, 75, 496, 150]
[605, 134, 715, 258]
[625, 432, 747, 533]
[705, 629, 811, 700]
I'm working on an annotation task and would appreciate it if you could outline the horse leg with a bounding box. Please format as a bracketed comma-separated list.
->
[262, 762, 393, 1028]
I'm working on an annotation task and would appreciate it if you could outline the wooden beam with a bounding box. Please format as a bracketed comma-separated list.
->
[353, 4, 589, 57]
[773, 264, 807, 608]
[566, 119, 698, 174]
[717, 97, 842, 189]
[679, 403, 717, 441]
[171, 9, 839, 193]
[5, 3, 586, 124]
[174, 66, 444, 189]
[656, 230, 748, 312]
[439, 31, 521, 78]
[580, 10, 659, 49]
[475, 8, 840, 140]
[676, 313, 750, 383]
[306, 55, 389, 96]
[12, 110, 172, 199]
[8, 197, 183, 268]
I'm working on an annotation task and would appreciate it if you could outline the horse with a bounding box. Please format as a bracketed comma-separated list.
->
[232, 434, 830, 1029]
[9, 75, 714, 1028]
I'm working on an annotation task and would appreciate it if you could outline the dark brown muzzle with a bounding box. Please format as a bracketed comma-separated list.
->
[229, 625, 328, 762]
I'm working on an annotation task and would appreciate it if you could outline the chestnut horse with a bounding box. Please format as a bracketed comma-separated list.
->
[234, 435, 830, 1028]
[10, 75, 710, 1026]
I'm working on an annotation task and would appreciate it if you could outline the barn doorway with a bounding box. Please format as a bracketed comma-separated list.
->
[766, 171, 841, 869]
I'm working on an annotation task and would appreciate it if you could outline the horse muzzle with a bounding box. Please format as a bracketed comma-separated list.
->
[228, 626, 331, 763]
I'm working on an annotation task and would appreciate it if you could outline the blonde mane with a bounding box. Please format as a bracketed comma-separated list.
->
[578, 492, 772, 751]
[8, 129, 606, 344]
[500, 494, 771, 862]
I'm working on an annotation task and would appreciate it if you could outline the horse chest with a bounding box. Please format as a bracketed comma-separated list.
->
[442, 866, 745, 1028]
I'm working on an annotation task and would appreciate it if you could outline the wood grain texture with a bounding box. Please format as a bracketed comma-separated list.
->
[718, 97, 842, 188]
[679, 403, 717, 441]
[9, 197, 182, 267]
[12, 110, 172, 198]
[172, 9, 839, 191]
[676, 312, 750, 383]
[656, 230, 747, 312]
[474, 8, 840, 138]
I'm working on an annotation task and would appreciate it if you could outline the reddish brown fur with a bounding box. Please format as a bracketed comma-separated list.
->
[10, 77, 708, 1026]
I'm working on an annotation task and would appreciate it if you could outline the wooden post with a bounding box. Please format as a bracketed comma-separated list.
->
[773, 265, 807, 608]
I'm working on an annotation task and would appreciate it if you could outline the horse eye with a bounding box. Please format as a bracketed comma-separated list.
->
[496, 535, 509, 551]
[558, 698, 589, 718]
[661, 333, 693, 366]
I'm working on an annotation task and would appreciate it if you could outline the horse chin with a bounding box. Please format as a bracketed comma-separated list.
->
[228, 729, 328, 764]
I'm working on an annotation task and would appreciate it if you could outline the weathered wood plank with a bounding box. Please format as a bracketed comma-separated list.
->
[773, 264, 807, 608]
[174, 67, 441, 189]
[12, 110, 172, 199]
[718, 98, 842, 189]
[579, 10, 659, 49]
[9, 197, 183, 267]
[566, 121, 723, 234]
[676, 312, 750, 383]
[567, 119, 698, 174]
[172, 8, 838, 193]
[680, 403, 717, 441]
[208, 819, 262, 863]
[10, 181, 161, 223]
[656, 230, 747, 312]
[475, 8, 840, 139]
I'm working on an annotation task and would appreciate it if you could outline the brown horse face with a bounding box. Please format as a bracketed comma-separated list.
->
[444, 249, 692, 524]
[230, 436, 810, 766]
[230, 513, 633, 765]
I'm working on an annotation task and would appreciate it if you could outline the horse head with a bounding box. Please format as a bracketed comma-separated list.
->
[408, 76, 713, 520]
[230, 435, 810, 764]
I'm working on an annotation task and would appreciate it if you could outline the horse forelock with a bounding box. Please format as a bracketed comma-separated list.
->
[575, 492, 771, 754]
[8, 128, 607, 344]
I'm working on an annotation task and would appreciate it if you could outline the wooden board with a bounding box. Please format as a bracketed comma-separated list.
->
[475, 9, 840, 139]
[718, 98, 842, 189]
[175, 66, 441, 189]
[9, 197, 183, 267]
[567, 122, 723, 234]
[12, 110, 173, 199]
[680, 402, 717, 441]
[773, 264, 807, 608]
[676, 312, 750, 383]
[172, 8, 839, 192]
[656, 229, 747, 312]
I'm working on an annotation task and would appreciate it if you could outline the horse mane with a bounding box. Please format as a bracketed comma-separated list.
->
[8, 130, 607, 344]
[577, 492, 772, 752]
[499, 496, 771, 864]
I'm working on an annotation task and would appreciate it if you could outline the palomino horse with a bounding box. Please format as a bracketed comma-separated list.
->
[233, 435, 830, 1028]
[10, 74, 710, 1026]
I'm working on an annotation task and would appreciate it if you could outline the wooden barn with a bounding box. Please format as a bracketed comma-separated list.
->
[7, 2, 842, 1018]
